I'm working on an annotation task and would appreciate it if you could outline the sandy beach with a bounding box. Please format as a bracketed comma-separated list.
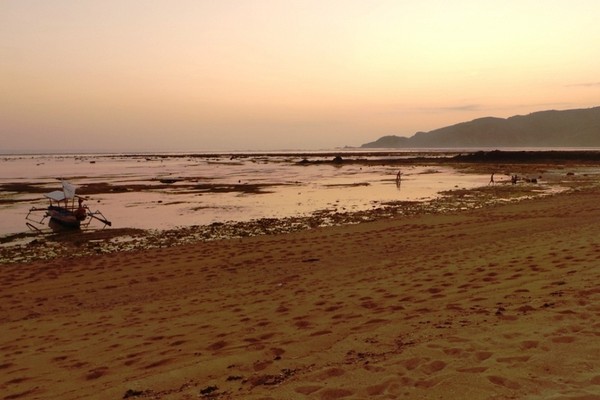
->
[2, 184, 600, 399]
[5, 0, 600, 396]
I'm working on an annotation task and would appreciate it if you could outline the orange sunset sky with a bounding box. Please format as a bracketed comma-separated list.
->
[1, 0, 599, 153]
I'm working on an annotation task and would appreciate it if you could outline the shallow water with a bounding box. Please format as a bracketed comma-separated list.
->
[0, 153, 491, 236]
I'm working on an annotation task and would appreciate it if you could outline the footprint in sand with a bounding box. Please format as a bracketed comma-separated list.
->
[310, 367, 346, 381]
[207, 340, 228, 351]
[420, 360, 447, 375]
[143, 358, 175, 369]
[487, 375, 521, 390]
[551, 336, 576, 344]
[84, 366, 109, 380]
[414, 377, 442, 389]
[365, 378, 400, 396]
[475, 351, 493, 362]
[443, 347, 465, 357]
[317, 388, 354, 399]
[295, 385, 322, 395]
[5, 376, 31, 385]
[457, 366, 488, 373]
[496, 355, 531, 364]
[402, 357, 422, 371]
[519, 340, 539, 350]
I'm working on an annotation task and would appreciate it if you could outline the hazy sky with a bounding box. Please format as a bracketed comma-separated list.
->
[2, 0, 599, 152]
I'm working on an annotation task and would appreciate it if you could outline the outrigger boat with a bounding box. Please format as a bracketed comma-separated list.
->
[26, 181, 112, 231]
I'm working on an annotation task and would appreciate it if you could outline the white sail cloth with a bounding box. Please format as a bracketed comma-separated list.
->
[44, 181, 77, 201]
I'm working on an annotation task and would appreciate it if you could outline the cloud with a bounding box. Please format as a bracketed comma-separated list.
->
[566, 82, 600, 88]
[511, 102, 575, 110]
[415, 104, 483, 113]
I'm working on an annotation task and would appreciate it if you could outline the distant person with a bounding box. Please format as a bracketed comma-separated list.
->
[489, 172, 495, 185]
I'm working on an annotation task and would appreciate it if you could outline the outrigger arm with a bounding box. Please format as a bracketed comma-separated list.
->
[87, 210, 112, 227]
[26, 206, 50, 225]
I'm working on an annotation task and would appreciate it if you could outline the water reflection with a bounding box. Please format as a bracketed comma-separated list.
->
[48, 218, 78, 233]
[395, 169, 402, 190]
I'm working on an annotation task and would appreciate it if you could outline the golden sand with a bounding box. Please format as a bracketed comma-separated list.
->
[2, 189, 600, 399]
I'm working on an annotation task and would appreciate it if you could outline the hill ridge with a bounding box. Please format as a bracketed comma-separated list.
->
[361, 107, 600, 148]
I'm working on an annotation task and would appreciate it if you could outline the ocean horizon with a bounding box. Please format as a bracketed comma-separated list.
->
[3, 146, 600, 157]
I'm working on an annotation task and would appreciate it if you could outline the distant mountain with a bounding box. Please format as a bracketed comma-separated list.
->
[361, 107, 600, 148]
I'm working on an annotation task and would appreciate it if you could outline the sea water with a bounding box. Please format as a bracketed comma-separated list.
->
[0, 151, 492, 236]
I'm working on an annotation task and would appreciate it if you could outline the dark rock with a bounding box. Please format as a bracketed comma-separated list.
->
[200, 385, 218, 396]
[123, 389, 144, 398]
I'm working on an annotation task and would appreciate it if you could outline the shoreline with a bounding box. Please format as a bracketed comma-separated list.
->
[3, 151, 599, 264]
[1, 180, 599, 399]
[2, 150, 598, 244]
[0, 175, 574, 264]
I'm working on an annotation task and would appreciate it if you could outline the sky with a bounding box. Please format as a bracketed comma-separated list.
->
[2, 0, 599, 153]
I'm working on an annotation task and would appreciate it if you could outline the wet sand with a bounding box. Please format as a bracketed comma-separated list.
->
[2, 183, 600, 399]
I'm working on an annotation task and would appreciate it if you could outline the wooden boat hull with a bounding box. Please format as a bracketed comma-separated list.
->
[47, 206, 83, 228]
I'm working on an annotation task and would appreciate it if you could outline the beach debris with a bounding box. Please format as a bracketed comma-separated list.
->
[246, 368, 296, 387]
[159, 178, 180, 184]
[122, 389, 144, 398]
[345, 349, 383, 365]
[85, 367, 108, 380]
[199, 385, 219, 397]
